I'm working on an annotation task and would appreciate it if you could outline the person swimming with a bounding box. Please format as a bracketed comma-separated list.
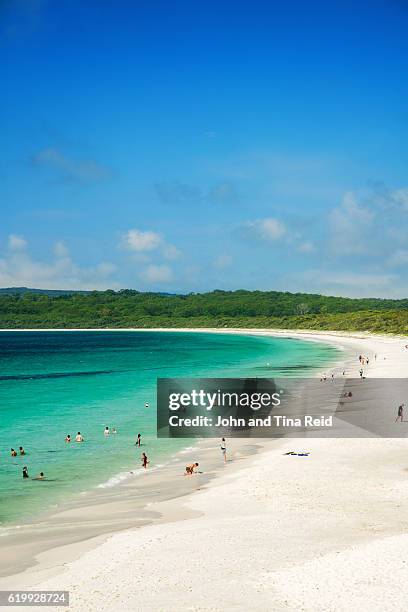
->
[75, 432, 84, 442]
[112, 427, 117, 434]
[19, 446, 25, 456]
[33, 472, 45, 480]
[185, 462, 199, 475]
[11, 448, 17, 457]
[65, 434, 71, 442]
[22, 466, 29, 479]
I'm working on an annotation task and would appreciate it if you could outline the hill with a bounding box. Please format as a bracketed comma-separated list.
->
[0, 289, 408, 333]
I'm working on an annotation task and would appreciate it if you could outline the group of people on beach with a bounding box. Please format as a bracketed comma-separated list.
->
[359, 355, 370, 366]
[9, 406, 229, 485]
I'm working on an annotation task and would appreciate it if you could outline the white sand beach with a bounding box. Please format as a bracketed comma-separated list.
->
[2, 329, 408, 611]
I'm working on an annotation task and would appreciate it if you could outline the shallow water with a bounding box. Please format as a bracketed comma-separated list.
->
[0, 331, 338, 524]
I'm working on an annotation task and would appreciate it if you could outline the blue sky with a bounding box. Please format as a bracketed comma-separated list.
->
[1, 0, 408, 297]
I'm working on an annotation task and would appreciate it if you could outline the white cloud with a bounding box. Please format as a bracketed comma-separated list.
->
[120, 228, 182, 262]
[242, 217, 286, 242]
[8, 234, 27, 251]
[0, 236, 117, 290]
[139, 264, 173, 284]
[53, 241, 69, 258]
[120, 229, 162, 252]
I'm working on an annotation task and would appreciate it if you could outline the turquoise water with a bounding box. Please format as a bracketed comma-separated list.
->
[0, 331, 338, 524]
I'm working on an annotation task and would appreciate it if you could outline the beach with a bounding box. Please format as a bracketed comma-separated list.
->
[1, 329, 408, 611]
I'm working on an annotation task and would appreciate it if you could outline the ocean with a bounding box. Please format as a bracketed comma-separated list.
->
[0, 331, 338, 525]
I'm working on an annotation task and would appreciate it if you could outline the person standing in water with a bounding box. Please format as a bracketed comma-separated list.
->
[75, 432, 84, 442]
[221, 438, 227, 463]
[19, 446, 25, 456]
[395, 404, 405, 423]
[11, 448, 17, 457]
[104, 426, 110, 436]
[22, 466, 29, 479]
[135, 433, 141, 447]
[65, 434, 71, 442]
[141, 452, 149, 469]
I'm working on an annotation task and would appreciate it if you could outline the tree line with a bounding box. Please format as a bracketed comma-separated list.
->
[1, 289, 408, 333]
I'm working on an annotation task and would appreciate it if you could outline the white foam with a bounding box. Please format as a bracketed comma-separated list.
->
[97, 463, 166, 489]
[97, 471, 132, 488]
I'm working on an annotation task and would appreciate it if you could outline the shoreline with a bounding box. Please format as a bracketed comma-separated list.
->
[0, 329, 344, 582]
[1, 328, 408, 610]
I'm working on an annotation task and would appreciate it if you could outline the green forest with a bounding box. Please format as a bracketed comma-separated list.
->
[1, 289, 408, 334]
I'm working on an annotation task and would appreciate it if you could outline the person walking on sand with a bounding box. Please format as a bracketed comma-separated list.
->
[141, 452, 149, 469]
[185, 462, 199, 475]
[395, 404, 405, 422]
[75, 432, 84, 442]
[135, 433, 141, 447]
[221, 437, 227, 463]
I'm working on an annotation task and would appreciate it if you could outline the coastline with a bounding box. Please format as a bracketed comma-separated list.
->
[1, 328, 408, 611]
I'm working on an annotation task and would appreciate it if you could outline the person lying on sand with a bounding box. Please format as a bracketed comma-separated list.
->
[185, 462, 199, 475]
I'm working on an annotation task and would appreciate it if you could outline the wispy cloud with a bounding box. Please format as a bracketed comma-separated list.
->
[120, 229, 162, 252]
[241, 217, 286, 242]
[155, 181, 238, 206]
[0, 235, 117, 290]
[8, 234, 28, 251]
[213, 254, 233, 269]
[139, 264, 173, 284]
[32, 148, 112, 183]
[328, 192, 374, 256]
[120, 228, 181, 262]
